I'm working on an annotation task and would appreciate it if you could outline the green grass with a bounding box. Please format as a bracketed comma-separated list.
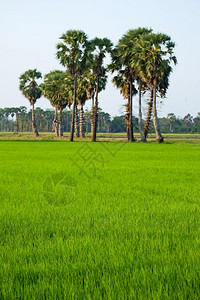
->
[1, 131, 200, 144]
[0, 140, 200, 299]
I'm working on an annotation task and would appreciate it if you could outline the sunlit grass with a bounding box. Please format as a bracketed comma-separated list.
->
[0, 141, 200, 298]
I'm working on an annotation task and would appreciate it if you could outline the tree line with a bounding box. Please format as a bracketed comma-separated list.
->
[18, 28, 178, 142]
[1, 107, 199, 134]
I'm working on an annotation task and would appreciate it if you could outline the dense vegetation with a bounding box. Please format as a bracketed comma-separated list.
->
[0, 107, 200, 134]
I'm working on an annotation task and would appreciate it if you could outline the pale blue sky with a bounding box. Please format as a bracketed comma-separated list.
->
[0, 0, 200, 118]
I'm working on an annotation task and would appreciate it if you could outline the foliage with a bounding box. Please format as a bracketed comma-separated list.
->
[19, 69, 42, 104]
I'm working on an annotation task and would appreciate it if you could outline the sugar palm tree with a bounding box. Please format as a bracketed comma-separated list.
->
[90, 37, 112, 141]
[41, 70, 72, 137]
[19, 69, 42, 136]
[132, 33, 177, 142]
[56, 30, 91, 141]
[112, 72, 137, 140]
[110, 50, 136, 142]
[110, 28, 152, 142]
[42, 70, 61, 137]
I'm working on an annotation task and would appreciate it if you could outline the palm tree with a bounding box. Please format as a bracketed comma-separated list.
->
[19, 69, 42, 136]
[90, 37, 112, 142]
[85, 72, 96, 134]
[19, 106, 27, 132]
[167, 113, 176, 132]
[131, 33, 177, 142]
[10, 108, 16, 132]
[42, 71, 60, 137]
[0, 108, 4, 132]
[76, 76, 87, 138]
[13, 107, 21, 132]
[4, 108, 11, 131]
[56, 30, 91, 141]
[110, 28, 152, 142]
[35, 107, 44, 132]
[41, 70, 72, 137]
[110, 54, 136, 142]
[143, 90, 154, 139]
[112, 72, 137, 140]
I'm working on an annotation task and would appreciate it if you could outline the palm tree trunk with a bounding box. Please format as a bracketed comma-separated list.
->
[69, 75, 77, 142]
[58, 109, 63, 137]
[92, 77, 99, 142]
[75, 105, 79, 137]
[138, 80, 146, 142]
[32, 103, 39, 136]
[152, 88, 163, 143]
[144, 90, 153, 138]
[129, 81, 134, 142]
[80, 104, 85, 138]
[54, 107, 58, 137]
[126, 96, 130, 141]
[91, 94, 94, 135]
[16, 113, 19, 132]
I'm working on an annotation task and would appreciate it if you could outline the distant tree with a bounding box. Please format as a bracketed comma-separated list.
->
[193, 113, 200, 133]
[0, 108, 4, 131]
[183, 113, 193, 132]
[4, 108, 11, 131]
[19, 106, 27, 132]
[13, 107, 21, 132]
[19, 69, 42, 136]
[111, 115, 126, 133]
[167, 113, 176, 132]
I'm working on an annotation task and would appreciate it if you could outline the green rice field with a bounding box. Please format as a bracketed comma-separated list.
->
[0, 135, 200, 299]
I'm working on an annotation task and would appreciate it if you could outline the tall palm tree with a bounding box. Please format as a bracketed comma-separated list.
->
[19, 69, 42, 136]
[56, 30, 91, 141]
[90, 37, 112, 142]
[110, 28, 152, 142]
[131, 33, 177, 142]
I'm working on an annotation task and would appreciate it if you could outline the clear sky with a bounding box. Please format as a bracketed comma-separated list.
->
[0, 0, 199, 118]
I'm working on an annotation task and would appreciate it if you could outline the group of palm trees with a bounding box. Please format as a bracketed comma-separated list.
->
[19, 28, 176, 142]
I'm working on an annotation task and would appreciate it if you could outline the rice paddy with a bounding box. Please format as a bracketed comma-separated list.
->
[0, 136, 200, 299]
